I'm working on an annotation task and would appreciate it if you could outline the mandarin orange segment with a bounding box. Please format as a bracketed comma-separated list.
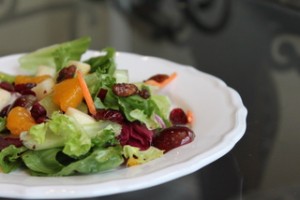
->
[52, 78, 83, 112]
[15, 75, 51, 85]
[6, 106, 36, 136]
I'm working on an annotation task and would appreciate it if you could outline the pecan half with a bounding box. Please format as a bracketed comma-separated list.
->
[112, 83, 138, 97]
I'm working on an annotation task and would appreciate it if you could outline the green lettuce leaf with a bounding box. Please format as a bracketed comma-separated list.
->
[21, 148, 64, 175]
[21, 111, 91, 158]
[85, 47, 116, 75]
[55, 146, 123, 176]
[22, 146, 123, 176]
[0, 72, 15, 83]
[123, 145, 163, 165]
[0, 145, 27, 173]
[21, 112, 122, 158]
[84, 72, 116, 99]
[0, 117, 6, 132]
[149, 94, 172, 127]
[129, 109, 159, 130]
[19, 36, 91, 74]
[117, 94, 168, 129]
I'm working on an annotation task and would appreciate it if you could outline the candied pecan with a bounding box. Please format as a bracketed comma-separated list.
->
[112, 83, 138, 97]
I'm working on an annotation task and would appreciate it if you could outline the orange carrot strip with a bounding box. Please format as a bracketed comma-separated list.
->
[144, 72, 177, 88]
[76, 70, 97, 115]
[186, 110, 194, 124]
[160, 72, 177, 87]
[144, 79, 161, 87]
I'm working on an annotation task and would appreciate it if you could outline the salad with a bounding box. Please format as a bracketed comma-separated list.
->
[0, 37, 195, 176]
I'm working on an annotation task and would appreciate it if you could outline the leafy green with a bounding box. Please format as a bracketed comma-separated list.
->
[0, 72, 15, 83]
[85, 47, 116, 75]
[91, 129, 119, 147]
[20, 111, 122, 158]
[19, 36, 91, 74]
[113, 69, 129, 83]
[149, 94, 172, 127]
[84, 72, 103, 98]
[0, 117, 6, 132]
[21, 146, 123, 176]
[21, 111, 91, 158]
[83, 120, 122, 140]
[118, 95, 152, 120]
[123, 145, 163, 165]
[129, 109, 159, 130]
[21, 148, 64, 175]
[54, 146, 123, 176]
[84, 73, 116, 99]
[0, 145, 27, 173]
[117, 94, 169, 129]
[49, 112, 91, 158]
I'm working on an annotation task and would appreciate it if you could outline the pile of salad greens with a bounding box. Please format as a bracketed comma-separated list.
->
[0, 37, 192, 176]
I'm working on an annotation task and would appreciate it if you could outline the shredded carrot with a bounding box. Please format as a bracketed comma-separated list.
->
[160, 72, 177, 87]
[186, 110, 194, 124]
[144, 79, 161, 87]
[76, 70, 97, 115]
[145, 72, 177, 88]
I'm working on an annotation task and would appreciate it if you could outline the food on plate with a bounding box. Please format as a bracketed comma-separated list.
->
[0, 37, 195, 176]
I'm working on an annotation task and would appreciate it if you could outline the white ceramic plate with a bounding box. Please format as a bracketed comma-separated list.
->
[0, 51, 247, 199]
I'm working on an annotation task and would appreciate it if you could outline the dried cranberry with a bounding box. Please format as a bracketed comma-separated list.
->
[14, 83, 36, 92]
[93, 109, 124, 124]
[12, 95, 37, 109]
[112, 83, 138, 97]
[35, 116, 48, 124]
[97, 88, 108, 101]
[152, 126, 195, 152]
[30, 102, 47, 123]
[0, 81, 14, 92]
[0, 136, 23, 150]
[21, 89, 36, 96]
[169, 108, 188, 125]
[146, 74, 169, 83]
[118, 121, 154, 150]
[56, 65, 76, 83]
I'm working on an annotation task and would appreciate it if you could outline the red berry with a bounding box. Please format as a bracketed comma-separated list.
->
[97, 88, 108, 101]
[56, 65, 77, 83]
[0, 81, 14, 92]
[12, 95, 37, 109]
[30, 102, 47, 123]
[152, 126, 195, 152]
[169, 108, 188, 125]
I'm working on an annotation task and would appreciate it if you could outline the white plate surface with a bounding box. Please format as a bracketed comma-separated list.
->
[0, 51, 247, 199]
